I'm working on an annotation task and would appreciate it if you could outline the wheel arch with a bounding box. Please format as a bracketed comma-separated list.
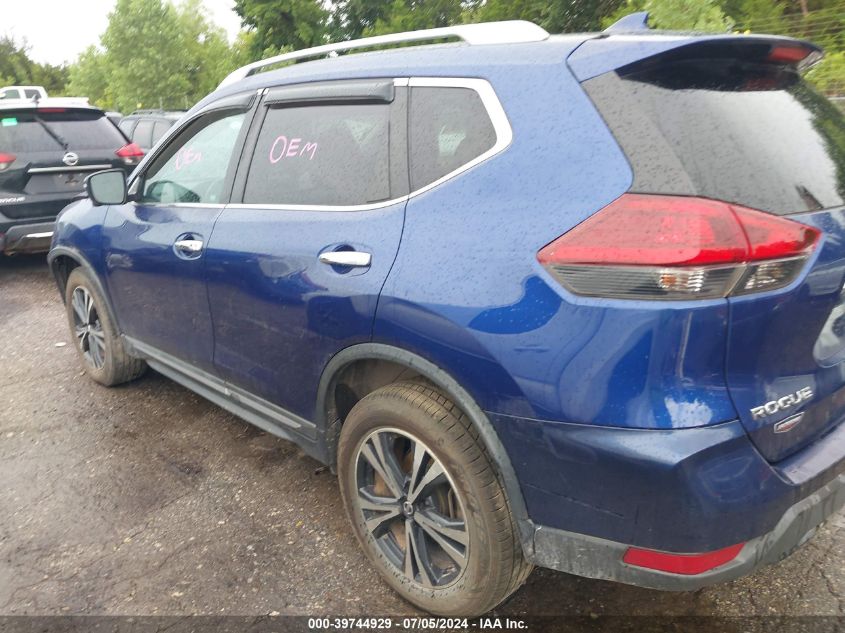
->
[316, 342, 535, 556]
[48, 246, 121, 334]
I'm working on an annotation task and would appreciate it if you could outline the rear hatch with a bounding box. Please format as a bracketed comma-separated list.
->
[580, 38, 845, 462]
[0, 107, 136, 219]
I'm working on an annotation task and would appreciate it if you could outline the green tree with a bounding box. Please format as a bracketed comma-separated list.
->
[0, 36, 68, 95]
[329, 0, 396, 40]
[234, 0, 328, 56]
[69, 0, 244, 113]
[471, 0, 624, 34]
[603, 0, 733, 31]
[363, 0, 465, 35]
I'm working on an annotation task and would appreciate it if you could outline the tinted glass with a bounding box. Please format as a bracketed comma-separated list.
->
[118, 119, 136, 136]
[142, 111, 245, 205]
[0, 109, 126, 153]
[23, 89, 39, 98]
[244, 103, 390, 206]
[152, 120, 172, 145]
[409, 87, 496, 191]
[133, 120, 154, 148]
[584, 60, 845, 215]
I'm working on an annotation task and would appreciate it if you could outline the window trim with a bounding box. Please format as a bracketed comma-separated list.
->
[227, 76, 512, 212]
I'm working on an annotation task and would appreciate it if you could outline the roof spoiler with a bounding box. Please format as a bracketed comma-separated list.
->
[604, 11, 650, 33]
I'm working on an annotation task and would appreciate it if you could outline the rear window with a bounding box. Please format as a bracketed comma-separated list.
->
[0, 109, 126, 153]
[584, 60, 845, 215]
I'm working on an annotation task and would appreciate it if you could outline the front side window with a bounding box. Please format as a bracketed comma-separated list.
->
[141, 111, 245, 205]
[409, 87, 497, 191]
[243, 103, 390, 206]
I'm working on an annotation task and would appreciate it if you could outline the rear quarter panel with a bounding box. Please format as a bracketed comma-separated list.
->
[375, 58, 738, 429]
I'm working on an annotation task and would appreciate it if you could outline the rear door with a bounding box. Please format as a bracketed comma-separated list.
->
[204, 79, 408, 420]
[583, 52, 845, 461]
[102, 98, 253, 372]
[0, 107, 131, 220]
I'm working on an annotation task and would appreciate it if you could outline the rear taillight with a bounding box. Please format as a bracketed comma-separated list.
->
[538, 194, 820, 300]
[623, 542, 745, 575]
[0, 152, 16, 171]
[116, 143, 144, 166]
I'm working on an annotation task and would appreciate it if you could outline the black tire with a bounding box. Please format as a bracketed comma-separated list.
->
[64, 267, 146, 386]
[337, 381, 532, 616]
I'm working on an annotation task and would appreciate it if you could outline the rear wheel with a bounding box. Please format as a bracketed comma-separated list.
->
[337, 382, 532, 616]
[64, 267, 146, 386]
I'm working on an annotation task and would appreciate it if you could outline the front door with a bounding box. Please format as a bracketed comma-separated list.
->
[204, 80, 408, 420]
[102, 106, 250, 372]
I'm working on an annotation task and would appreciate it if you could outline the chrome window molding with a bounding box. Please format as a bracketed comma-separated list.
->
[228, 76, 513, 213]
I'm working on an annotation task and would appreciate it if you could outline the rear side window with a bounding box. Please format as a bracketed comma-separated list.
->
[409, 87, 496, 191]
[23, 89, 39, 99]
[133, 119, 154, 148]
[584, 60, 845, 215]
[0, 109, 126, 152]
[152, 120, 172, 145]
[118, 119, 136, 137]
[243, 103, 391, 206]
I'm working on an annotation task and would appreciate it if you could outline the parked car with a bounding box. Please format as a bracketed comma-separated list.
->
[0, 98, 143, 254]
[48, 14, 845, 616]
[105, 111, 124, 127]
[117, 109, 183, 152]
[0, 85, 48, 101]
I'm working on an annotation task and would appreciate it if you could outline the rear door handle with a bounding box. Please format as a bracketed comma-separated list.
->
[318, 251, 372, 267]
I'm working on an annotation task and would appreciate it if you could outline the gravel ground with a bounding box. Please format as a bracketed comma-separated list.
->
[1, 253, 843, 621]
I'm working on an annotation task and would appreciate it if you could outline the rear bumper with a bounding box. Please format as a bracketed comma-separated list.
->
[489, 410, 845, 585]
[530, 470, 845, 590]
[0, 220, 55, 254]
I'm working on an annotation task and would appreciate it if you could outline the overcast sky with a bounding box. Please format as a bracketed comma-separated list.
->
[4, 0, 243, 66]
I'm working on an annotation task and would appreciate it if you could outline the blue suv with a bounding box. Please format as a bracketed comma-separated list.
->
[48, 15, 845, 616]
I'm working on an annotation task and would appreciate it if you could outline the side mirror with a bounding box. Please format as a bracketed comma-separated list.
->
[86, 169, 128, 206]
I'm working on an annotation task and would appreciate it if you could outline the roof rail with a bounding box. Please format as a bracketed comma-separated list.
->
[218, 20, 550, 89]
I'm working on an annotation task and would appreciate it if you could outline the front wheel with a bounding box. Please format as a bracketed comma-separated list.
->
[337, 382, 532, 616]
[64, 267, 146, 386]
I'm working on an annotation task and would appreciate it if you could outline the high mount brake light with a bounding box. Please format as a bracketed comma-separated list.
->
[0, 152, 16, 171]
[767, 45, 811, 64]
[537, 194, 820, 300]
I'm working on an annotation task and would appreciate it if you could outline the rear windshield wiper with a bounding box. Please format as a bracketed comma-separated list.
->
[33, 115, 69, 151]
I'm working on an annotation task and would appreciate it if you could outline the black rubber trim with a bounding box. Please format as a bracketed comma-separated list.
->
[124, 336, 319, 442]
[47, 246, 117, 326]
[532, 471, 845, 589]
[316, 342, 536, 557]
[197, 91, 256, 114]
[265, 80, 395, 106]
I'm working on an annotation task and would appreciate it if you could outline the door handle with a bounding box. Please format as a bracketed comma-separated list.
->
[174, 238, 203, 255]
[318, 251, 372, 267]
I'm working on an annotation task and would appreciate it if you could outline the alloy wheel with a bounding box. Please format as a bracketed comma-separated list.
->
[71, 286, 106, 370]
[353, 427, 469, 588]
